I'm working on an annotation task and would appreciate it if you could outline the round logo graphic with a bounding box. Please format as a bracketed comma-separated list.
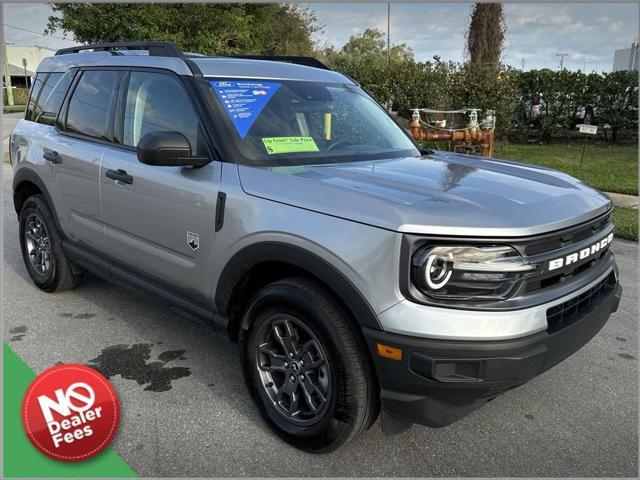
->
[21, 364, 120, 462]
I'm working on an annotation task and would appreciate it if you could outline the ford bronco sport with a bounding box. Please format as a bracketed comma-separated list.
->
[9, 42, 622, 452]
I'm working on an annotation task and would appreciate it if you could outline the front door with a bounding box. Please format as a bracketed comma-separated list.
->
[99, 70, 220, 302]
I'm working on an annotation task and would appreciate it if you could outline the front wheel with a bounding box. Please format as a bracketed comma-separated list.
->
[240, 277, 378, 452]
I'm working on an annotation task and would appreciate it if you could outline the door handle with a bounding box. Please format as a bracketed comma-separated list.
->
[43, 150, 62, 164]
[105, 169, 133, 185]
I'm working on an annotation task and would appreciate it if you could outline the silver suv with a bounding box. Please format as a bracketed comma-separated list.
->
[10, 42, 622, 452]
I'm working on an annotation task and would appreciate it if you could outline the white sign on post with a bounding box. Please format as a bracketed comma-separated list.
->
[577, 124, 598, 135]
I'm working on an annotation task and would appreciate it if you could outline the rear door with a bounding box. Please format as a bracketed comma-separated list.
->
[99, 69, 220, 303]
[17, 69, 113, 247]
[52, 69, 121, 246]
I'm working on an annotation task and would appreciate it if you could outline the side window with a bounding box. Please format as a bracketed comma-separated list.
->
[25, 74, 46, 121]
[26, 72, 63, 122]
[32, 71, 75, 126]
[66, 70, 119, 140]
[122, 71, 203, 154]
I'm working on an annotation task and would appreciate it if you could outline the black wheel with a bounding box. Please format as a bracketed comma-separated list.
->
[240, 277, 378, 452]
[19, 195, 80, 292]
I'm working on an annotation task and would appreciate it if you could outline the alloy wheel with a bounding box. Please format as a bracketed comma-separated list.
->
[255, 315, 332, 426]
[24, 213, 52, 275]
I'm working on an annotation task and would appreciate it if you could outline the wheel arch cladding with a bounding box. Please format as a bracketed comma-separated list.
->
[12, 169, 61, 230]
[215, 241, 383, 341]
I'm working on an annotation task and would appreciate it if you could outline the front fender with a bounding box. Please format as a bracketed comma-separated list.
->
[214, 241, 383, 331]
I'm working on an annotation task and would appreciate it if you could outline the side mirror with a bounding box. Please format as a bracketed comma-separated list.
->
[136, 131, 209, 167]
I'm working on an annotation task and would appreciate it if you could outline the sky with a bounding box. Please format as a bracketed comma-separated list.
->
[3, 2, 638, 72]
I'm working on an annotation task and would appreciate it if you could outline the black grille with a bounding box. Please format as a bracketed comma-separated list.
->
[525, 247, 611, 293]
[522, 212, 614, 293]
[546, 272, 616, 333]
[525, 213, 611, 256]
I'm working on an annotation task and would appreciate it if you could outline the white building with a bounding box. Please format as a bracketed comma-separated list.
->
[5, 45, 57, 88]
[612, 42, 639, 72]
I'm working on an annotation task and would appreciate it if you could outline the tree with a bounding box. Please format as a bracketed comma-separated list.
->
[322, 29, 413, 106]
[466, 3, 506, 65]
[338, 28, 412, 62]
[45, 3, 321, 56]
[594, 70, 639, 142]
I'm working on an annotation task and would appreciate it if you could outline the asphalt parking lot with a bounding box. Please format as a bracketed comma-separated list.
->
[2, 112, 23, 142]
[2, 162, 638, 477]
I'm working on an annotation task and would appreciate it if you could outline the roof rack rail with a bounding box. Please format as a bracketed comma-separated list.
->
[229, 55, 331, 71]
[54, 42, 332, 71]
[55, 41, 183, 57]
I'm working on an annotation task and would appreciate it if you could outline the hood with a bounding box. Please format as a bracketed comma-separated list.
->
[237, 151, 612, 237]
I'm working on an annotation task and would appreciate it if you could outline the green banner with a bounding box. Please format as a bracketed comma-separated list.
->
[3, 343, 137, 478]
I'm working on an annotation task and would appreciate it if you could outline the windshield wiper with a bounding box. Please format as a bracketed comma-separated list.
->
[419, 147, 434, 156]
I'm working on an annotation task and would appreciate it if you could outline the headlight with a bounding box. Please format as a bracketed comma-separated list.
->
[411, 245, 537, 302]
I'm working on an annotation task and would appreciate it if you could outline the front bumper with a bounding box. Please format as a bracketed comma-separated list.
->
[363, 272, 622, 428]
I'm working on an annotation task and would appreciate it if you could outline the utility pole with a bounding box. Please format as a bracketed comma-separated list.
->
[556, 53, 569, 70]
[521, 58, 526, 70]
[385, 2, 391, 112]
[387, 2, 390, 65]
[2, 24, 15, 106]
[22, 58, 29, 88]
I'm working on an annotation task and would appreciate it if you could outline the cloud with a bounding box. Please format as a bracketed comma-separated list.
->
[310, 2, 638, 72]
[4, 2, 637, 73]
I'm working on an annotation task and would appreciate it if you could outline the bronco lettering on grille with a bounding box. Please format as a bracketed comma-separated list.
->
[548, 232, 614, 271]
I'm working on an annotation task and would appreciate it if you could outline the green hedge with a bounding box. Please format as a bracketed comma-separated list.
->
[3, 87, 30, 106]
[323, 51, 638, 142]
[515, 69, 638, 142]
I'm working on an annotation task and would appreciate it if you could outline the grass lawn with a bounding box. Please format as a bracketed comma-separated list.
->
[494, 143, 638, 196]
[611, 206, 638, 241]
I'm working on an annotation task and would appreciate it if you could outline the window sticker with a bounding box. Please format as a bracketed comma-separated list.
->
[210, 80, 280, 139]
[262, 136, 320, 155]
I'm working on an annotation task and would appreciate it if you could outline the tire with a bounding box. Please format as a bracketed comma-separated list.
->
[19, 194, 80, 292]
[239, 277, 378, 452]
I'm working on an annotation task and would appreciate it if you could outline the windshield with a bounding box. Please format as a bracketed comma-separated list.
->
[206, 79, 420, 165]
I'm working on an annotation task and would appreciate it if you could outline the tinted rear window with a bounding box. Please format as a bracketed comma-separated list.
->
[65, 70, 119, 140]
[26, 72, 76, 125]
[25, 74, 46, 121]
[26, 73, 61, 122]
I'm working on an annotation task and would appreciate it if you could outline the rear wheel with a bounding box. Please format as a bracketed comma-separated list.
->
[19, 195, 80, 292]
[240, 277, 378, 452]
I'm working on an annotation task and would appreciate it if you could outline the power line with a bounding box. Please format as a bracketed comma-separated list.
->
[3, 23, 70, 42]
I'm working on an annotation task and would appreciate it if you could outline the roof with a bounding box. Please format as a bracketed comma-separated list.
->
[7, 63, 35, 76]
[36, 50, 352, 84]
[190, 57, 350, 83]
